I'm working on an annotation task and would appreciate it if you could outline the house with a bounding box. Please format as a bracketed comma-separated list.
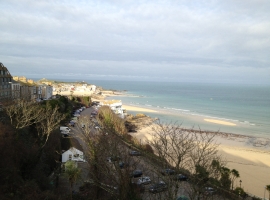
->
[62, 147, 86, 163]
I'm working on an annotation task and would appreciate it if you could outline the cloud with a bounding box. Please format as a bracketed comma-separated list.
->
[0, 0, 269, 83]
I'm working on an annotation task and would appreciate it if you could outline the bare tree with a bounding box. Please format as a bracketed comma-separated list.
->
[147, 121, 223, 200]
[5, 99, 45, 129]
[36, 103, 66, 147]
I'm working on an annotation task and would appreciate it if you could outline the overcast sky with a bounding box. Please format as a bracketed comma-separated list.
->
[1, 0, 269, 84]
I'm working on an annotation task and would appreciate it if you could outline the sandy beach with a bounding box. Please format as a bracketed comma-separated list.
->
[57, 90, 270, 197]
[123, 105, 157, 113]
[125, 105, 270, 198]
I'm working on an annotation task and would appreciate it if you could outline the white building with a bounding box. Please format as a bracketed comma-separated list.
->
[42, 85, 53, 99]
[62, 147, 86, 163]
[101, 100, 124, 116]
[90, 85, 96, 92]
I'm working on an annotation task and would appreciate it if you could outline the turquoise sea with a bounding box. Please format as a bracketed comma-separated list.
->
[88, 80, 270, 139]
[49, 78, 270, 138]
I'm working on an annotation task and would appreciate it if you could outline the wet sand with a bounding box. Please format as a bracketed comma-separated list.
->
[204, 118, 237, 126]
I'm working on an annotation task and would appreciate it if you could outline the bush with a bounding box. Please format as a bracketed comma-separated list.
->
[234, 187, 247, 197]
[135, 113, 146, 118]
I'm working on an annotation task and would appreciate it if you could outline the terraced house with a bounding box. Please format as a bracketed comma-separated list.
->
[0, 62, 12, 102]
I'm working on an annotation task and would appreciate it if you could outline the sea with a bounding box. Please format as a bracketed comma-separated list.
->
[89, 80, 270, 139]
[47, 78, 270, 139]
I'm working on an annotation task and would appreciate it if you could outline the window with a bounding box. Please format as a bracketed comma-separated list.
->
[68, 154, 72, 160]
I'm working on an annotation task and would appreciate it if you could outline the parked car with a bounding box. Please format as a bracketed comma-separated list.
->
[61, 130, 70, 135]
[91, 111, 98, 115]
[119, 161, 128, 169]
[137, 176, 151, 185]
[130, 170, 143, 178]
[205, 187, 215, 195]
[69, 121, 75, 127]
[174, 174, 188, 181]
[161, 168, 175, 175]
[149, 181, 167, 193]
[129, 150, 141, 156]
[95, 126, 100, 129]
[72, 117, 78, 122]
[60, 126, 71, 132]
[73, 113, 80, 117]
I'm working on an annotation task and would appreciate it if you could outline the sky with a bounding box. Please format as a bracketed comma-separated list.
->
[0, 0, 270, 84]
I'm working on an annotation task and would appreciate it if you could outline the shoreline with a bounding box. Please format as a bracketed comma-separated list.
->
[56, 89, 270, 197]
[131, 124, 270, 198]
[118, 98, 270, 197]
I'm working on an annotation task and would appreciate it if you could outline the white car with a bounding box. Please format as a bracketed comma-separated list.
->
[73, 113, 80, 117]
[60, 126, 71, 132]
[137, 176, 151, 185]
[61, 130, 70, 135]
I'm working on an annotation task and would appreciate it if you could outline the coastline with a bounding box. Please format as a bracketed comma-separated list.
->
[119, 101, 270, 198]
[130, 122, 270, 198]
[55, 88, 270, 197]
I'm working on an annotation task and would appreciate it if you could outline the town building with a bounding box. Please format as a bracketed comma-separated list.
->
[41, 85, 53, 99]
[62, 147, 85, 163]
[0, 62, 12, 102]
[19, 84, 32, 101]
[11, 80, 21, 99]
[100, 99, 126, 118]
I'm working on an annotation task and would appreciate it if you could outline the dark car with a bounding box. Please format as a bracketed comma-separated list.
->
[161, 168, 175, 175]
[119, 161, 128, 169]
[149, 181, 167, 193]
[174, 174, 188, 181]
[130, 170, 143, 178]
[129, 150, 141, 156]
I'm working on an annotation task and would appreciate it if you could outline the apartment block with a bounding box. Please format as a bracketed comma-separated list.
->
[0, 62, 12, 101]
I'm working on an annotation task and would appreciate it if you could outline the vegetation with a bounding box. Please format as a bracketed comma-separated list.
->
[0, 96, 72, 199]
[0, 95, 263, 200]
[266, 185, 270, 200]
[65, 161, 81, 198]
